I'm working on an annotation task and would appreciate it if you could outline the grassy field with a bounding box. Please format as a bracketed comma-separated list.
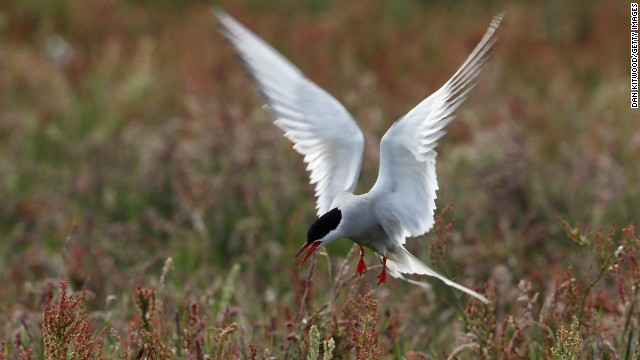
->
[0, 0, 638, 358]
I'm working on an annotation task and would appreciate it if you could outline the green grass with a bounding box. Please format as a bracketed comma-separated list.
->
[0, 0, 638, 358]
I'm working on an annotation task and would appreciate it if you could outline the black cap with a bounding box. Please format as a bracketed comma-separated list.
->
[307, 208, 342, 243]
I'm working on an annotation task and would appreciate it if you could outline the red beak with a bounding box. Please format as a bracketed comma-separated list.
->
[294, 241, 322, 268]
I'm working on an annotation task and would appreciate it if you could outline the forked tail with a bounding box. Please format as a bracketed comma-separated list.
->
[385, 246, 489, 304]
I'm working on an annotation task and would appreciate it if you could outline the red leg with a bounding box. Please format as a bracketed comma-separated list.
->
[356, 246, 367, 276]
[377, 256, 387, 285]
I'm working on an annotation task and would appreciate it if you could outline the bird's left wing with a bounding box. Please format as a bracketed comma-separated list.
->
[370, 13, 503, 243]
[215, 9, 364, 216]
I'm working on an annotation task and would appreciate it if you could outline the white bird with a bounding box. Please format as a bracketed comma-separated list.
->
[215, 9, 503, 304]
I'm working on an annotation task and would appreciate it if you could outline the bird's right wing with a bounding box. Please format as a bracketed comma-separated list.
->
[215, 9, 364, 216]
[370, 13, 503, 243]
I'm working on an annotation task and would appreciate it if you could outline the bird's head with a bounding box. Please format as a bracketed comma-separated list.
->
[294, 208, 342, 267]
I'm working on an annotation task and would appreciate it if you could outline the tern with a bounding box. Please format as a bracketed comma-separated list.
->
[215, 9, 503, 304]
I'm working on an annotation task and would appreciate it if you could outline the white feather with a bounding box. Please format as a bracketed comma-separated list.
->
[386, 247, 489, 303]
[214, 9, 364, 216]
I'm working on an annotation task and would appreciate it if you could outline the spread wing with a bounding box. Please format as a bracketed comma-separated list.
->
[371, 13, 503, 243]
[215, 9, 364, 216]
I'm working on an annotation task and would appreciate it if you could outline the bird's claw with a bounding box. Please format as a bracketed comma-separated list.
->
[376, 269, 387, 285]
[356, 257, 367, 276]
[376, 256, 387, 285]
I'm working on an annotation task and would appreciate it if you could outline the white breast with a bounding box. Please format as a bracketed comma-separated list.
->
[333, 192, 397, 254]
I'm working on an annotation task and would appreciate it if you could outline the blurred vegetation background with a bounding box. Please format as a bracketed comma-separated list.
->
[0, 0, 637, 358]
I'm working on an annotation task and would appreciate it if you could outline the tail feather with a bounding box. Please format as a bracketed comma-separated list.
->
[385, 246, 489, 304]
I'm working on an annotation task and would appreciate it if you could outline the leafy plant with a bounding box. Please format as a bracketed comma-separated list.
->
[42, 280, 103, 359]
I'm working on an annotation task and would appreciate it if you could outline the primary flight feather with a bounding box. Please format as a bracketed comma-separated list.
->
[215, 9, 503, 304]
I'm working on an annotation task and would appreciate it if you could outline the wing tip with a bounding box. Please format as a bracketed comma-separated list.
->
[485, 11, 505, 45]
[210, 7, 224, 17]
[492, 11, 506, 27]
[211, 7, 233, 27]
